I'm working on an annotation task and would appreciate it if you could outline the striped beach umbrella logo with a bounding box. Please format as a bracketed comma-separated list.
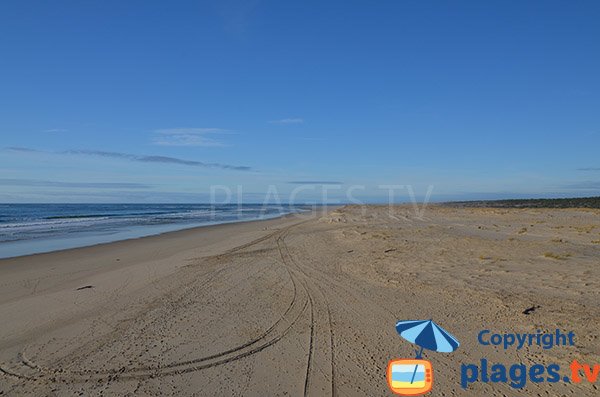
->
[395, 319, 460, 355]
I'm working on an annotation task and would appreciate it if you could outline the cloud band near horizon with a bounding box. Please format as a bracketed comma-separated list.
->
[5, 147, 251, 171]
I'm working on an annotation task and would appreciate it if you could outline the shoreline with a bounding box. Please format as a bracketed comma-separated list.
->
[0, 209, 313, 261]
[0, 209, 313, 321]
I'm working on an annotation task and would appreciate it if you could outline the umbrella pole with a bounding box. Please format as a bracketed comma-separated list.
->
[414, 346, 423, 359]
[410, 346, 424, 384]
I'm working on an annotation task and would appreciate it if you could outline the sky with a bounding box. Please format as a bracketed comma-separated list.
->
[1, 0, 599, 203]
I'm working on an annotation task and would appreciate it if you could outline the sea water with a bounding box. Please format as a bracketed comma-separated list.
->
[0, 203, 305, 258]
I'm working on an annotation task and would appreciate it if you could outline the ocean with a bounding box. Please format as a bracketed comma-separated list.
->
[0, 203, 305, 259]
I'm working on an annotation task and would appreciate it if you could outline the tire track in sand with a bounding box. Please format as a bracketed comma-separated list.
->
[0, 226, 310, 383]
[277, 231, 337, 397]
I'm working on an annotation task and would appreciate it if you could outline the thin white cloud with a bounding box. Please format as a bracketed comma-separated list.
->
[269, 118, 304, 125]
[288, 181, 343, 185]
[564, 181, 600, 190]
[0, 178, 151, 189]
[4, 147, 251, 171]
[6, 146, 37, 152]
[44, 128, 68, 133]
[152, 128, 228, 147]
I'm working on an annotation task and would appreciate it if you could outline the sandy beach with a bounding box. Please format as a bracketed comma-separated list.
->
[0, 205, 599, 396]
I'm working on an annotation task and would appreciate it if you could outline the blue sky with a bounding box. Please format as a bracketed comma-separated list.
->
[1, 0, 599, 203]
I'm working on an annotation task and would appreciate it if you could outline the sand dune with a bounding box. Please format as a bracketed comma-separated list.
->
[0, 206, 599, 396]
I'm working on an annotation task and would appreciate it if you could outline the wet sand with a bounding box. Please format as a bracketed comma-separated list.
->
[0, 205, 599, 396]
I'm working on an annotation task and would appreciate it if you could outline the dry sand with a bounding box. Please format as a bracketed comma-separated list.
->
[0, 205, 599, 396]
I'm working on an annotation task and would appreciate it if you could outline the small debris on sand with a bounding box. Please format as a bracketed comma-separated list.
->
[522, 305, 541, 315]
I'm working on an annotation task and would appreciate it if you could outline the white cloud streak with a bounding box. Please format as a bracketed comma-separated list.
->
[5, 147, 251, 171]
[152, 128, 228, 147]
[44, 128, 68, 133]
[0, 178, 151, 189]
[269, 118, 304, 125]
